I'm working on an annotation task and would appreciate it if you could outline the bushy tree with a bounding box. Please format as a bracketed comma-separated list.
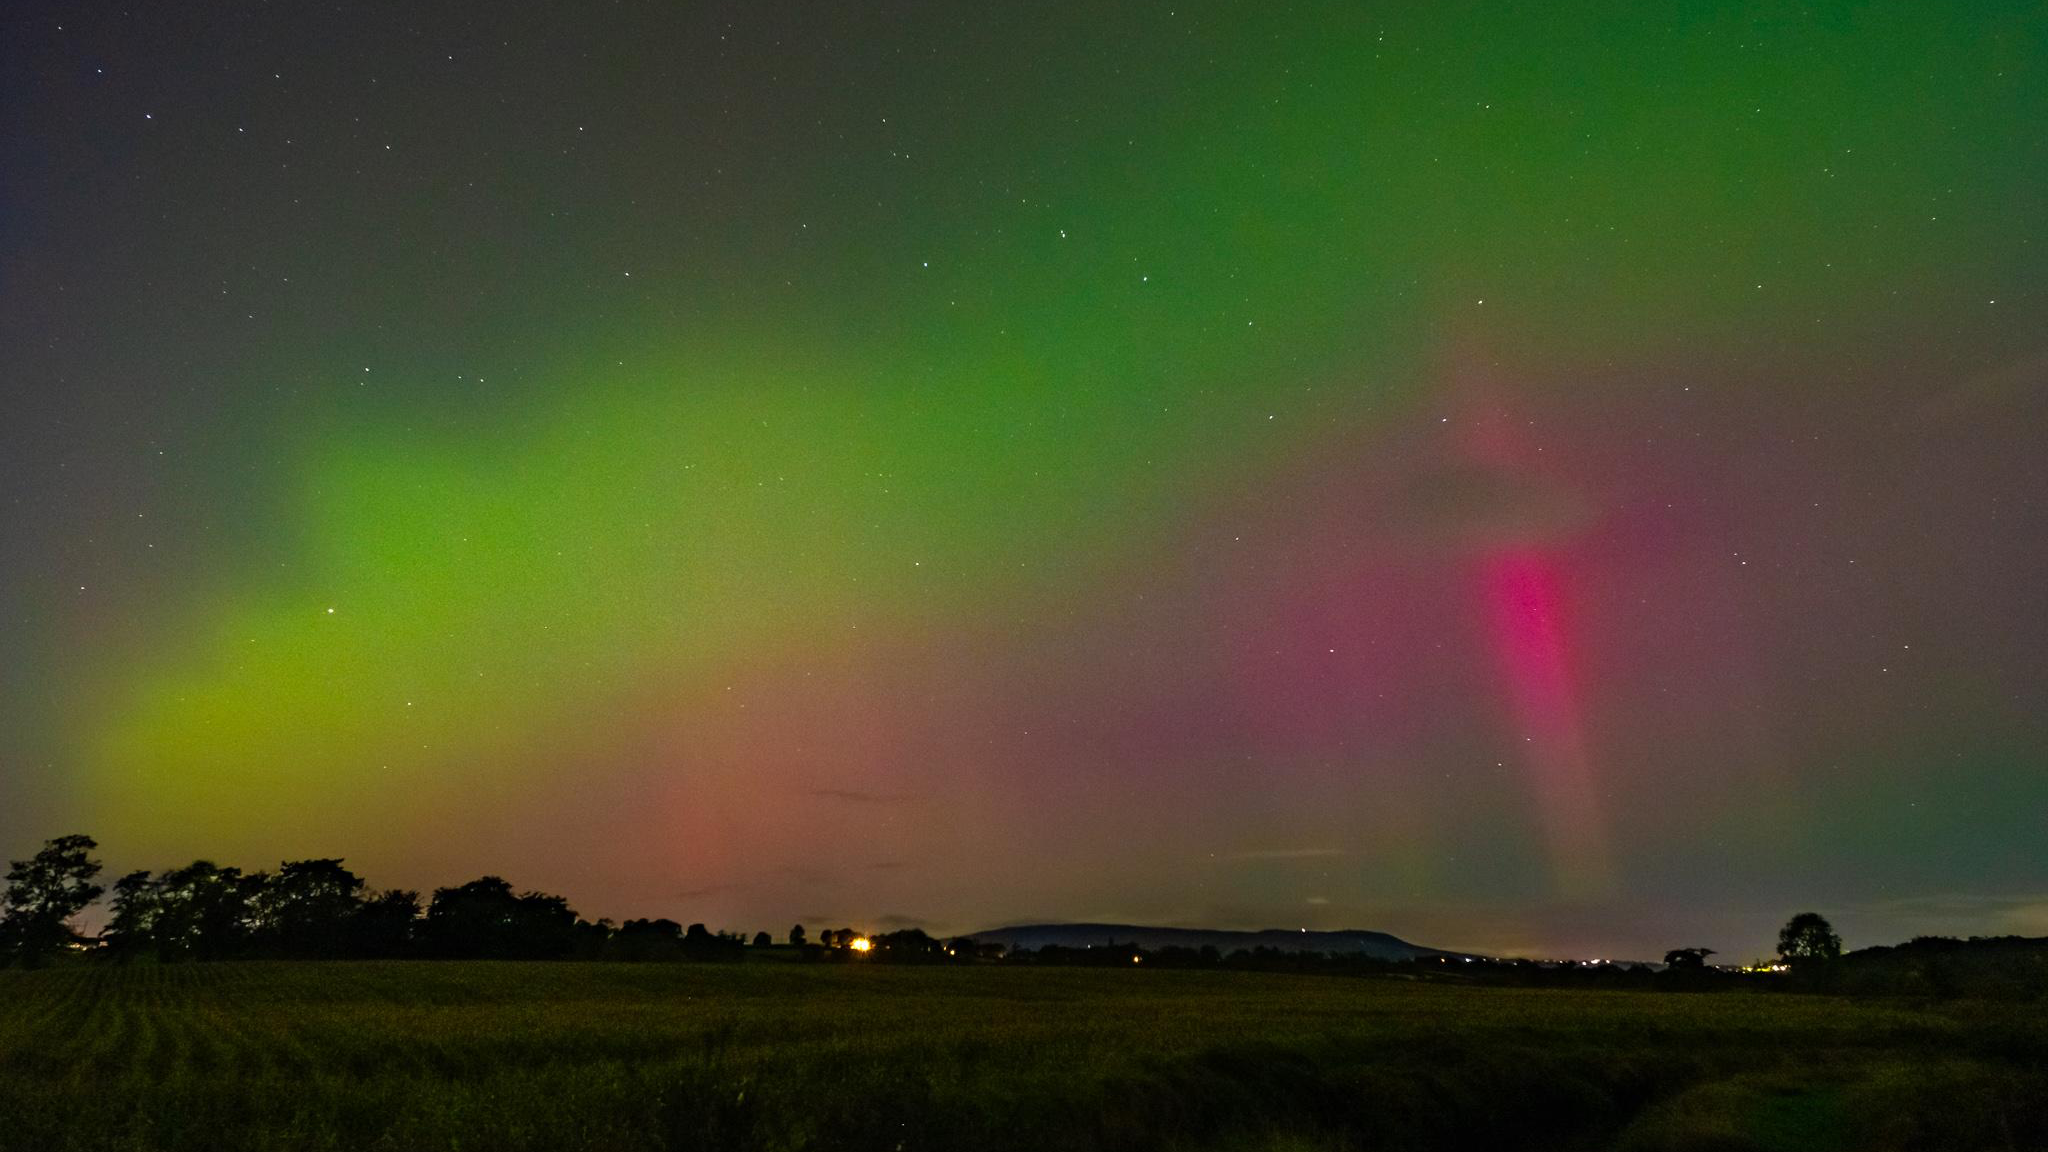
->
[789, 924, 806, 946]
[149, 861, 265, 960]
[114, 859, 411, 961]
[1778, 912, 1842, 966]
[253, 859, 367, 957]
[677, 921, 745, 959]
[1, 835, 105, 966]
[422, 876, 519, 957]
[613, 917, 682, 961]
[875, 928, 945, 961]
[1663, 947, 1715, 969]
[104, 869, 162, 959]
[352, 888, 421, 957]
[422, 877, 579, 959]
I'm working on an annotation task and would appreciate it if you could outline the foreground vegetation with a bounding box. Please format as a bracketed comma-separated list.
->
[2, 961, 2044, 1152]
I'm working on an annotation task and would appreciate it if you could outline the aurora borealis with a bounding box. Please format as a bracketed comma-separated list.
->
[3, 1, 2044, 960]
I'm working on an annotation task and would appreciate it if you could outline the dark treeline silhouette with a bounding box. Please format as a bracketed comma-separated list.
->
[7, 835, 2047, 998]
[106, 858, 419, 962]
[1001, 915, 1840, 991]
[0, 835, 992, 968]
[2, 835, 775, 966]
[1823, 934, 2048, 1000]
[998, 912, 2045, 999]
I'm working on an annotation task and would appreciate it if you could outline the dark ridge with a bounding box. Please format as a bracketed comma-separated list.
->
[969, 923, 1473, 960]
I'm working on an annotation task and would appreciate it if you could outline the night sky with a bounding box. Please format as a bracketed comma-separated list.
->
[4, 1, 2044, 961]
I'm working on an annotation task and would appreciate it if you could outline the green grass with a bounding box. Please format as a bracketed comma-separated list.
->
[0, 963, 2041, 1151]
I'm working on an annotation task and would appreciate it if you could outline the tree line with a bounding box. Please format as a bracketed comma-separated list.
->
[0, 834, 955, 967]
[0, 834, 1850, 974]
[14, 834, 2032, 997]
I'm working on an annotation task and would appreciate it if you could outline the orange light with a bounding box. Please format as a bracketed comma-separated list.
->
[849, 937, 872, 952]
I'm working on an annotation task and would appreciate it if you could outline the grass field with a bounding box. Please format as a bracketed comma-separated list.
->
[1, 962, 2043, 1152]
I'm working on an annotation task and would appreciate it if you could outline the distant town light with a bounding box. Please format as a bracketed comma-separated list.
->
[849, 937, 872, 953]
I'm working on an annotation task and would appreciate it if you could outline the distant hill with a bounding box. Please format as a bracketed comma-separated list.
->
[969, 923, 1468, 961]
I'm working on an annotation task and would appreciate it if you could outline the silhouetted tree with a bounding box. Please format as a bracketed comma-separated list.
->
[1778, 912, 1842, 967]
[103, 869, 161, 960]
[149, 861, 264, 960]
[752, 930, 772, 947]
[620, 917, 682, 938]
[789, 924, 806, 946]
[422, 877, 579, 959]
[511, 891, 579, 957]
[254, 859, 367, 957]
[1663, 947, 1715, 969]
[1, 834, 104, 966]
[567, 917, 613, 959]
[875, 928, 944, 961]
[353, 888, 421, 957]
[678, 921, 744, 959]
[423, 876, 519, 957]
[614, 917, 682, 960]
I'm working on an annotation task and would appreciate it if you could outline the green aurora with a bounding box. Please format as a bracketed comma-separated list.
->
[4, 1, 2044, 957]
